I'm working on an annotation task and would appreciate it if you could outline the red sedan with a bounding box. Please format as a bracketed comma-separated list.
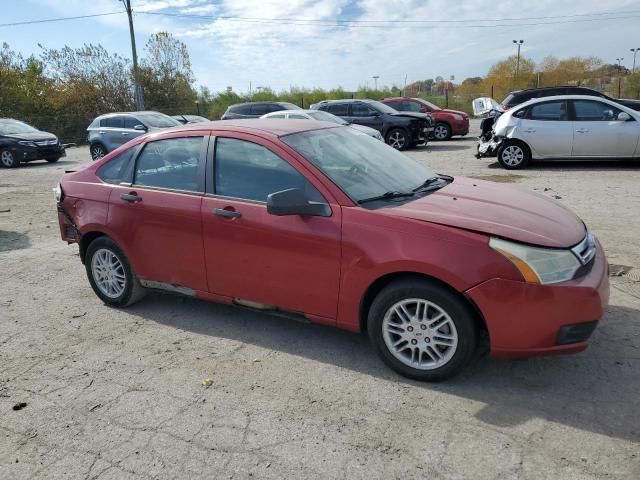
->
[380, 97, 470, 140]
[55, 120, 609, 380]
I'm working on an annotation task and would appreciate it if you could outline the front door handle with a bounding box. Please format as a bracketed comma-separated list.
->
[523, 129, 536, 133]
[120, 193, 142, 203]
[121, 132, 130, 136]
[575, 128, 589, 134]
[214, 208, 241, 219]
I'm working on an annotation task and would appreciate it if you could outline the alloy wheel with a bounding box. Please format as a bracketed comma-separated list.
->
[91, 248, 127, 299]
[1, 151, 15, 167]
[382, 298, 458, 370]
[91, 145, 106, 160]
[433, 125, 449, 140]
[388, 131, 406, 149]
[501, 145, 525, 167]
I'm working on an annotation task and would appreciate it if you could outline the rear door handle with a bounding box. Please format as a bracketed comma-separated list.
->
[214, 208, 241, 219]
[121, 132, 129, 136]
[120, 193, 142, 203]
[523, 129, 536, 133]
[575, 129, 589, 133]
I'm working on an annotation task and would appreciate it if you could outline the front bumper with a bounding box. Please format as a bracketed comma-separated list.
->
[466, 240, 609, 359]
[14, 143, 66, 162]
[451, 118, 469, 135]
[475, 137, 502, 158]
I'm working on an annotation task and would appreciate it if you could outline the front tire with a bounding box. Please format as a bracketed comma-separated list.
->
[85, 237, 146, 307]
[386, 128, 409, 150]
[432, 122, 452, 141]
[368, 279, 478, 381]
[498, 141, 530, 169]
[46, 156, 61, 163]
[0, 150, 20, 168]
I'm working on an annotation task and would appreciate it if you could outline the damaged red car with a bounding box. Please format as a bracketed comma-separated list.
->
[56, 120, 609, 380]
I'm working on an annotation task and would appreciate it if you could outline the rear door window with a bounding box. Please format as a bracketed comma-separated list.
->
[100, 116, 124, 128]
[134, 137, 204, 192]
[251, 104, 277, 115]
[326, 104, 350, 116]
[97, 148, 135, 184]
[573, 100, 622, 121]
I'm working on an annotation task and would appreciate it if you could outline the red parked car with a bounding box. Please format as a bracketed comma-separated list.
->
[56, 120, 609, 380]
[380, 97, 469, 141]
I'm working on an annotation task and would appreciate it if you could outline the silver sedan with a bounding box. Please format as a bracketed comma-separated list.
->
[478, 95, 640, 169]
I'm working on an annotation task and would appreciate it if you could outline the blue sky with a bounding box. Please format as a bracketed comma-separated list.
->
[3, 0, 640, 94]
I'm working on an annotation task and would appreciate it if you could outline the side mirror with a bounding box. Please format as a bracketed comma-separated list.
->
[267, 188, 330, 217]
[617, 112, 631, 121]
[134, 124, 147, 131]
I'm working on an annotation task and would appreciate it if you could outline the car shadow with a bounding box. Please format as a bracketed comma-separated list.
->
[0, 230, 31, 252]
[129, 294, 640, 443]
[19, 159, 77, 169]
[486, 159, 640, 171]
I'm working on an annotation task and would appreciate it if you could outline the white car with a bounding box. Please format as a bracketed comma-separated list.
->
[260, 109, 384, 141]
[477, 95, 640, 169]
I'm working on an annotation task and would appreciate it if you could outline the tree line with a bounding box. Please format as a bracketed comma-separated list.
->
[2, 34, 639, 144]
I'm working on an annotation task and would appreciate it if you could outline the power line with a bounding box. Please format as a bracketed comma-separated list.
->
[138, 10, 640, 29]
[0, 12, 123, 28]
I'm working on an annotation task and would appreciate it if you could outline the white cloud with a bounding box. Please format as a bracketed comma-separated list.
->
[21, 0, 640, 92]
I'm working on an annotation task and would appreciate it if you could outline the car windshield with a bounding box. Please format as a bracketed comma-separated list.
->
[366, 100, 401, 115]
[419, 99, 441, 111]
[137, 113, 181, 128]
[306, 111, 348, 125]
[0, 119, 38, 135]
[282, 126, 436, 203]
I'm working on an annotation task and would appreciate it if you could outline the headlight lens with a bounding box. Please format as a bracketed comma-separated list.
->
[490, 237, 581, 284]
[18, 140, 37, 147]
[452, 114, 463, 121]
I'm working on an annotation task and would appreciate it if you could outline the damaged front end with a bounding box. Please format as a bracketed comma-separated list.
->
[475, 136, 503, 159]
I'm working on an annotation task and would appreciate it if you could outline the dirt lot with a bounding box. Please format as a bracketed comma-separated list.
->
[1, 120, 639, 479]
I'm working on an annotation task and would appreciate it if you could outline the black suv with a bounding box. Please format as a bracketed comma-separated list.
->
[311, 99, 433, 150]
[502, 86, 640, 111]
[221, 101, 302, 120]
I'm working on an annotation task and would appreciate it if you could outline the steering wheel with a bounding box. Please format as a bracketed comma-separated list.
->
[349, 163, 369, 175]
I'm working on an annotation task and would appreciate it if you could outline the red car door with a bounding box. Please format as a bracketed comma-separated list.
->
[200, 134, 342, 321]
[108, 134, 209, 292]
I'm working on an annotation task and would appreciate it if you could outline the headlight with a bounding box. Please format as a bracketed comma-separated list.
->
[452, 114, 463, 121]
[489, 237, 581, 284]
[53, 183, 63, 203]
[18, 140, 37, 147]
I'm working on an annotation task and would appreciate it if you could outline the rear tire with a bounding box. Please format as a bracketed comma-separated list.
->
[498, 140, 530, 169]
[85, 237, 146, 307]
[90, 143, 107, 161]
[0, 150, 20, 168]
[385, 128, 409, 150]
[432, 122, 452, 141]
[367, 278, 478, 381]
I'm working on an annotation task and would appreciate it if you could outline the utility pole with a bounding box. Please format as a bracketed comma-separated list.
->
[513, 40, 524, 80]
[631, 48, 640, 73]
[616, 57, 624, 98]
[372, 75, 379, 91]
[123, 0, 144, 110]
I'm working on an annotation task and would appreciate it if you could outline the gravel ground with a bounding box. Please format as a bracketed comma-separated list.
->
[1, 120, 639, 479]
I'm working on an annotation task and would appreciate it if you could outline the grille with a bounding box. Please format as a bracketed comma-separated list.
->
[35, 139, 58, 146]
[572, 232, 596, 265]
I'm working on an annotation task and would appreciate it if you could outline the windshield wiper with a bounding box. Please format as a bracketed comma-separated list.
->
[412, 174, 453, 192]
[357, 191, 415, 204]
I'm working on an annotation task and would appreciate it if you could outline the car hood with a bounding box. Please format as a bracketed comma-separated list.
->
[437, 108, 467, 117]
[3, 131, 57, 141]
[383, 177, 586, 248]
[391, 112, 432, 121]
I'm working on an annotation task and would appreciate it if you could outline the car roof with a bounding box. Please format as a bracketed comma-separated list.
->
[510, 94, 633, 110]
[95, 111, 165, 118]
[509, 86, 597, 95]
[264, 110, 311, 115]
[145, 119, 339, 139]
[229, 101, 293, 107]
